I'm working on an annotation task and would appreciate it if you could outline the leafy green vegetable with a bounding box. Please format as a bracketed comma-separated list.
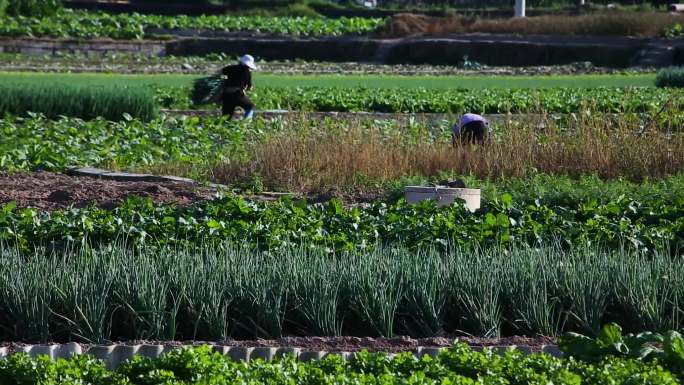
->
[158, 84, 684, 115]
[0, 344, 679, 385]
[0, 114, 252, 172]
[560, 323, 684, 375]
[0, 9, 383, 39]
[1, 192, 682, 252]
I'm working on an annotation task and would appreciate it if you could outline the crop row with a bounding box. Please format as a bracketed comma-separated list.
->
[0, 10, 383, 39]
[0, 114, 252, 172]
[0, 82, 157, 121]
[3, 83, 682, 120]
[166, 85, 684, 114]
[2, 190, 683, 252]
[2, 344, 680, 385]
[1, 243, 682, 342]
[2, 113, 683, 190]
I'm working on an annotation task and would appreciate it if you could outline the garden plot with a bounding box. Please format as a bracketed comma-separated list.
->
[1, 9, 684, 384]
[0, 10, 383, 40]
[2, 113, 683, 194]
[1, 343, 680, 384]
[0, 71, 658, 89]
[0, 54, 657, 76]
[0, 244, 681, 341]
[3, 71, 674, 116]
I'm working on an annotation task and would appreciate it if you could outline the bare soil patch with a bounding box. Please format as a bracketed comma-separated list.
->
[212, 335, 554, 352]
[0, 171, 382, 210]
[0, 171, 218, 211]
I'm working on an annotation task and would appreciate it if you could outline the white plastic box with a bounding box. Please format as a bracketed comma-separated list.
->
[404, 186, 481, 212]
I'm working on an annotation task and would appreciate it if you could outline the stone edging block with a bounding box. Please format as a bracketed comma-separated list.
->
[228, 346, 253, 362]
[65, 167, 226, 188]
[251, 347, 277, 361]
[0, 343, 563, 368]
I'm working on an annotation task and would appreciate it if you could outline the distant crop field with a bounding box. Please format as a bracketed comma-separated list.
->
[0, 72, 656, 89]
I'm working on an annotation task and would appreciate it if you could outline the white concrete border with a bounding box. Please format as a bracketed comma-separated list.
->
[4, 343, 562, 368]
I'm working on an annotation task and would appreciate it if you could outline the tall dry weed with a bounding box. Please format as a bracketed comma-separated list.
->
[212, 115, 684, 194]
[379, 12, 684, 37]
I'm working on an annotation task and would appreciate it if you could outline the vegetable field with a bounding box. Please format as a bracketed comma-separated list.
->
[1, 243, 682, 341]
[2, 190, 683, 252]
[0, 82, 157, 121]
[0, 10, 383, 39]
[3, 72, 673, 114]
[2, 113, 682, 183]
[2, 344, 681, 384]
[0, 71, 657, 89]
[219, 86, 681, 114]
[1, 47, 684, 369]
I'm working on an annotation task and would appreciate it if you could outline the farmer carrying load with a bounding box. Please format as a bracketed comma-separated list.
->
[452, 113, 488, 146]
[221, 54, 258, 120]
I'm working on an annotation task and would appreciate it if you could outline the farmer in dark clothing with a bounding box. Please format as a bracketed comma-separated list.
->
[452, 113, 488, 146]
[221, 54, 257, 120]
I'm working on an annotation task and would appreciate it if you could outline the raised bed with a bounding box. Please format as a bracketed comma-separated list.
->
[4, 35, 684, 67]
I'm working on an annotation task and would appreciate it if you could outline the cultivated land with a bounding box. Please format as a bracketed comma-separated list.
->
[0, 71, 658, 89]
[1, 7, 684, 383]
[0, 54, 657, 76]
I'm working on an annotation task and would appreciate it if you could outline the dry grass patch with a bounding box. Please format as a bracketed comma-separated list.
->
[379, 12, 684, 37]
[212, 115, 684, 194]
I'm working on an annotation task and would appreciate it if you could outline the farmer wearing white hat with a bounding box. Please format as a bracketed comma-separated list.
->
[452, 113, 488, 146]
[221, 54, 258, 120]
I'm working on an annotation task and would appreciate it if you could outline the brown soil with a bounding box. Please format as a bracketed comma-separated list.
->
[2, 336, 555, 353]
[0, 171, 386, 211]
[0, 171, 218, 211]
[212, 335, 555, 352]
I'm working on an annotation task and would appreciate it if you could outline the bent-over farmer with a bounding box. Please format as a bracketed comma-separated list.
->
[221, 54, 258, 120]
[452, 113, 488, 146]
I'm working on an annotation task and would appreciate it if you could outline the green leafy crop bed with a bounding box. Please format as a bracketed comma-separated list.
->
[0, 72, 657, 90]
[0, 10, 383, 39]
[164, 85, 684, 114]
[2, 192, 682, 252]
[0, 72, 677, 115]
[0, 344, 681, 385]
[0, 115, 251, 172]
[1, 113, 683, 252]
[561, 323, 684, 369]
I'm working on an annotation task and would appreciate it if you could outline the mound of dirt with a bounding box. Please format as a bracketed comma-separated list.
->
[379, 13, 432, 37]
[0, 171, 218, 211]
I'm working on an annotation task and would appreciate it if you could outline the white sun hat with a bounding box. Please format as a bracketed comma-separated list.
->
[238, 54, 258, 70]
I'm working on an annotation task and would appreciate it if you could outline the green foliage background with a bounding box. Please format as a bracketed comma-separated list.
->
[4, 0, 61, 17]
